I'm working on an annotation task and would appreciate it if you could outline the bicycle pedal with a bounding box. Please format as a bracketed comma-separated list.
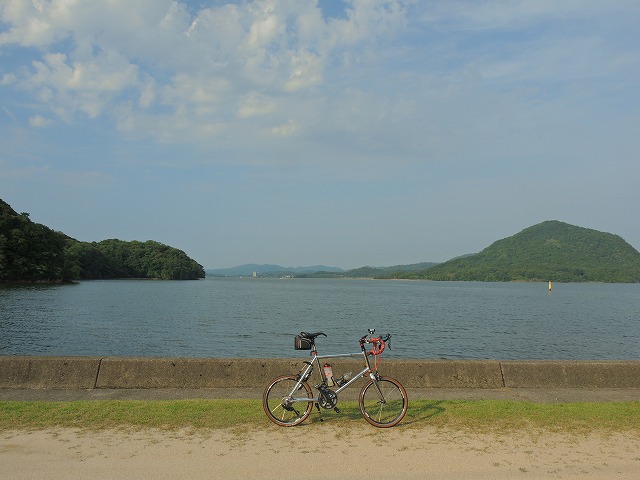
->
[334, 407, 340, 413]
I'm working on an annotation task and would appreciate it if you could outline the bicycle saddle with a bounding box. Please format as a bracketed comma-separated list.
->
[299, 331, 326, 340]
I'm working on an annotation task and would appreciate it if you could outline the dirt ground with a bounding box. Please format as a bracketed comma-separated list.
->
[2, 425, 640, 480]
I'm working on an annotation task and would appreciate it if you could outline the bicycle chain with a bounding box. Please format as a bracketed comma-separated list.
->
[317, 385, 338, 410]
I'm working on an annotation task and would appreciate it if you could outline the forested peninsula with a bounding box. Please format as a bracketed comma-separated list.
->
[407, 221, 640, 283]
[0, 199, 205, 283]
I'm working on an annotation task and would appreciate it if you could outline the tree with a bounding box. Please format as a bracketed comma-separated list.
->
[1, 198, 205, 282]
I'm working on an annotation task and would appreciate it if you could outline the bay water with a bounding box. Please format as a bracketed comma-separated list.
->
[0, 278, 638, 359]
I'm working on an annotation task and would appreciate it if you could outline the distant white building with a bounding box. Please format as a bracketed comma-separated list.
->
[253, 271, 257, 278]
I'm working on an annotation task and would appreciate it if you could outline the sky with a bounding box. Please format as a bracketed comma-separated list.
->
[1, 0, 639, 270]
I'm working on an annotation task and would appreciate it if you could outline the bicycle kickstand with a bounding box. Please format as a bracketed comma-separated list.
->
[314, 402, 324, 422]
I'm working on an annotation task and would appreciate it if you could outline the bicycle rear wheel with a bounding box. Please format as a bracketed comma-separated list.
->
[359, 376, 408, 428]
[263, 375, 313, 427]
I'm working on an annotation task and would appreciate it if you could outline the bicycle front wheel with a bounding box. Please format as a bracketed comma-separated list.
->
[359, 376, 408, 428]
[263, 375, 313, 427]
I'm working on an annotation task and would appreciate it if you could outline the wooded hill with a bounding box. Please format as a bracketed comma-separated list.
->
[0, 199, 205, 282]
[398, 221, 640, 283]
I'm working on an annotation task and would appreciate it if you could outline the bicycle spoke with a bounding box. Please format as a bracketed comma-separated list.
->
[359, 377, 407, 428]
[263, 376, 313, 427]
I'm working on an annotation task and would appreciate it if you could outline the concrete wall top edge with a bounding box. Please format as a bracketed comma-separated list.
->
[3, 355, 639, 364]
[5, 353, 640, 364]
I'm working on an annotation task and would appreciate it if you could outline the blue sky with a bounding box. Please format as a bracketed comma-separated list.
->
[1, 0, 639, 269]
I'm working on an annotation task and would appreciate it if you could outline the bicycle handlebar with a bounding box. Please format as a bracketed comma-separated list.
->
[300, 330, 392, 355]
[360, 331, 392, 355]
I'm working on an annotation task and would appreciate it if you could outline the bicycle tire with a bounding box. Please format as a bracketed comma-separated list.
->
[359, 376, 408, 428]
[263, 375, 313, 427]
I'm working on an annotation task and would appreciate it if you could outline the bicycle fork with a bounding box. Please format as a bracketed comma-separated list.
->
[368, 372, 388, 404]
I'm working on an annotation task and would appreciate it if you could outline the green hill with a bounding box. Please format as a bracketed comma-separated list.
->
[411, 221, 640, 283]
[0, 199, 68, 282]
[0, 199, 205, 282]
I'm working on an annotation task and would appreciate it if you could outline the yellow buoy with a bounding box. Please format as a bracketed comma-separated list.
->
[548, 280, 553, 292]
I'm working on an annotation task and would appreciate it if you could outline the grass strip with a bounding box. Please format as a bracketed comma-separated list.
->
[0, 399, 263, 430]
[1, 399, 638, 433]
[404, 399, 640, 433]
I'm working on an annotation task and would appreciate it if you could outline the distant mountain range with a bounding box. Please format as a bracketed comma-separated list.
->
[206, 262, 444, 277]
[206, 264, 345, 276]
[207, 221, 640, 283]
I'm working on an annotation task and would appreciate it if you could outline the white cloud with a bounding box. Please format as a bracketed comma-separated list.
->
[18, 49, 140, 118]
[270, 121, 298, 137]
[0, 0, 57, 47]
[28, 114, 52, 127]
[0, 1, 407, 135]
[138, 76, 156, 109]
[237, 92, 276, 118]
[1, 72, 18, 85]
[284, 50, 323, 91]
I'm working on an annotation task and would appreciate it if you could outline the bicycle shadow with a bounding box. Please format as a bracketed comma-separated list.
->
[304, 399, 446, 427]
[401, 399, 447, 426]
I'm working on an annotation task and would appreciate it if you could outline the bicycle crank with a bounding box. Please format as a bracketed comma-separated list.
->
[317, 386, 338, 410]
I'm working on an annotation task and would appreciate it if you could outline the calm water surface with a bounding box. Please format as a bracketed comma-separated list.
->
[0, 278, 638, 359]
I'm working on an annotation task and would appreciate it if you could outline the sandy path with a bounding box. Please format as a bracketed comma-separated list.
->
[2, 426, 639, 480]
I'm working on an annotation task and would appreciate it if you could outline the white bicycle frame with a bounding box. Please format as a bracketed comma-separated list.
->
[289, 348, 385, 405]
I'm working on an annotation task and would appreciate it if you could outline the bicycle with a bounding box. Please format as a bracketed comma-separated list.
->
[263, 329, 408, 428]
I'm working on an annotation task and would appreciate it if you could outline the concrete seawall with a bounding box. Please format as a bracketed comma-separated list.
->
[2, 356, 640, 390]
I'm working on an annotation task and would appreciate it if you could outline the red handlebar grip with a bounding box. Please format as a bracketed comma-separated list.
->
[369, 337, 386, 356]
